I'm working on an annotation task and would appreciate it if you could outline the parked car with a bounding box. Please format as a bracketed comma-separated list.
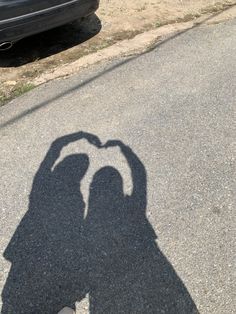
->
[0, 0, 99, 50]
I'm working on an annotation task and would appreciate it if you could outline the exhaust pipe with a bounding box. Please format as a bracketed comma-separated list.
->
[0, 42, 13, 51]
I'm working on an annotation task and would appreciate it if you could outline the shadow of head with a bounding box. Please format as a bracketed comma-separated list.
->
[53, 153, 89, 187]
[89, 166, 124, 204]
[0, 14, 101, 67]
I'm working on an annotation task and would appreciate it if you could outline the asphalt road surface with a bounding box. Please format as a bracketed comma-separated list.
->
[0, 19, 235, 314]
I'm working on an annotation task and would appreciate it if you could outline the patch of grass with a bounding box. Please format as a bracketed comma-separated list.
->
[0, 92, 8, 106]
[0, 83, 35, 107]
[153, 1, 235, 29]
[155, 21, 163, 27]
[200, 2, 232, 14]
[12, 83, 35, 98]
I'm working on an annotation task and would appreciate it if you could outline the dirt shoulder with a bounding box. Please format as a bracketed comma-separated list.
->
[0, 0, 236, 106]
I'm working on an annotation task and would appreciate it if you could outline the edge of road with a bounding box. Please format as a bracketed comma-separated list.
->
[32, 3, 236, 86]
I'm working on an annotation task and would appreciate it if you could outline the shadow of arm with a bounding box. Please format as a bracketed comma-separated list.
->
[33, 131, 101, 183]
[120, 144, 147, 209]
[104, 140, 147, 210]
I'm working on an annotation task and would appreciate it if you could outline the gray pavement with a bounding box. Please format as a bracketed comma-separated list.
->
[0, 19, 236, 313]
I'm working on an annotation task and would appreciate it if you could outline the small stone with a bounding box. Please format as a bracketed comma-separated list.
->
[4, 80, 17, 86]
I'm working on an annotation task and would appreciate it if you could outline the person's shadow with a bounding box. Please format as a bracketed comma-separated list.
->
[1, 132, 198, 313]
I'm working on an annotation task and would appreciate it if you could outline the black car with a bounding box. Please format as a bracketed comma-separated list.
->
[0, 0, 99, 50]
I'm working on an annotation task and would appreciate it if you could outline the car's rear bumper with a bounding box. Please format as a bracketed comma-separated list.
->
[0, 0, 99, 43]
